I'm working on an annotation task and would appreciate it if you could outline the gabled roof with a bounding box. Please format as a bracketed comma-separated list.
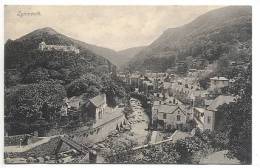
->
[207, 95, 235, 111]
[89, 94, 106, 107]
[194, 107, 206, 113]
[155, 104, 186, 115]
[68, 94, 89, 109]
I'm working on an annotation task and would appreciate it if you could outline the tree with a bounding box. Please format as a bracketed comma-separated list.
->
[101, 75, 126, 107]
[137, 142, 180, 163]
[174, 135, 209, 164]
[23, 67, 50, 83]
[5, 81, 66, 126]
[66, 73, 102, 97]
[104, 134, 138, 163]
[216, 64, 251, 164]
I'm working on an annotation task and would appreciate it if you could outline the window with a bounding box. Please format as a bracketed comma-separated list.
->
[177, 115, 181, 121]
[98, 110, 102, 119]
[207, 116, 211, 124]
[163, 113, 167, 119]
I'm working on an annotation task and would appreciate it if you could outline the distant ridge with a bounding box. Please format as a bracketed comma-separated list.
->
[129, 6, 252, 71]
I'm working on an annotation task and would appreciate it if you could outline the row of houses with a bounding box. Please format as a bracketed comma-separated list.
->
[118, 68, 237, 132]
[150, 93, 236, 132]
[145, 71, 237, 132]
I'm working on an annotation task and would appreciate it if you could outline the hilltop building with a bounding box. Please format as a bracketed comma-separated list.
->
[39, 41, 80, 54]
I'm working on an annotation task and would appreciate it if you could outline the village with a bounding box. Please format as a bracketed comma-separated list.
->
[4, 53, 247, 164]
[4, 5, 252, 165]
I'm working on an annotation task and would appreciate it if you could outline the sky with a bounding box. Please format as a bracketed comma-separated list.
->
[5, 6, 222, 51]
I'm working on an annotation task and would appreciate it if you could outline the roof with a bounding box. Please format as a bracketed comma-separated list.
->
[163, 82, 172, 88]
[68, 94, 89, 109]
[210, 77, 229, 81]
[130, 74, 140, 78]
[143, 80, 153, 86]
[153, 101, 160, 106]
[118, 74, 126, 77]
[194, 107, 206, 113]
[205, 99, 213, 106]
[89, 94, 106, 107]
[154, 104, 185, 115]
[207, 95, 235, 111]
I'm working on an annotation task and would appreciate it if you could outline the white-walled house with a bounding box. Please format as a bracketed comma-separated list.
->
[194, 95, 235, 131]
[210, 77, 229, 89]
[85, 94, 107, 122]
[152, 101, 187, 130]
[194, 107, 214, 131]
[80, 94, 126, 143]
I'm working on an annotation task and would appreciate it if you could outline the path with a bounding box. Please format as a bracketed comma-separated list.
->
[4, 137, 52, 153]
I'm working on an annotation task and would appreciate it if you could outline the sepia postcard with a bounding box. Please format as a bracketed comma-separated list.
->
[3, 5, 252, 164]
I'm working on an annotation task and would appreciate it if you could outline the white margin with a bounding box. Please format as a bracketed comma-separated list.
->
[1, 1, 259, 168]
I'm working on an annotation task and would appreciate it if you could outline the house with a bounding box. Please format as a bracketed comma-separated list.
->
[128, 74, 140, 88]
[118, 74, 127, 83]
[210, 77, 229, 89]
[152, 100, 187, 130]
[194, 95, 235, 131]
[60, 98, 70, 116]
[85, 106, 126, 143]
[83, 94, 126, 143]
[85, 94, 107, 122]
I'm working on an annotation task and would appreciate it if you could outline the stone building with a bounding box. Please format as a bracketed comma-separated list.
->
[39, 41, 80, 54]
[210, 77, 229, 89]
[152, 100, 187, 130]
[194, 95, 235, 131]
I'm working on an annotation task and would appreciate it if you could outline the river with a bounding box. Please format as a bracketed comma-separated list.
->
[129, 98, 150, 145]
